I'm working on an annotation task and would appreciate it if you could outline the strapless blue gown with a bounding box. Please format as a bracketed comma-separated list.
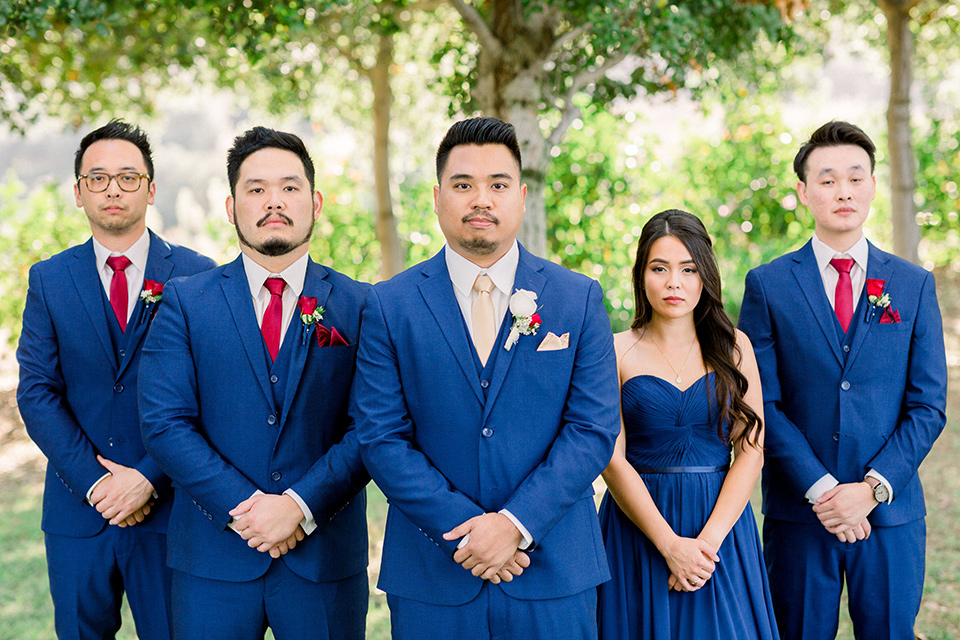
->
[597, 373, 778, 640]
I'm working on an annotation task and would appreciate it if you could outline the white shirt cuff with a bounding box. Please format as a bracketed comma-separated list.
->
[866, 469, 894, 503]
[86, 472, 112, 505]
[805, 474, 839, 504]
[228, 489, 264, 534]
[283, 488, 316, 535]
[499, 509, 533, 550]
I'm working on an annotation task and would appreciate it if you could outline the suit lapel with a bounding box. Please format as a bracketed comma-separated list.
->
[418, 251, 484, 404]
[117, 231, 174, 379]
[220, 257, 273, 405]
[790, 241, 843, 365]
[67, 239, 116, 369]
[844, 241, 892, 371]
[482, 247, 547, 422]
[279, 259, 333, 429]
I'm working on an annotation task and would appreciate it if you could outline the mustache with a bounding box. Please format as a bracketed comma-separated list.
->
[462, 210, 498, 224]
[257, 212, 294, 227]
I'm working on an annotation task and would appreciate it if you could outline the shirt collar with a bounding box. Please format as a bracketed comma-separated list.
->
[812, 233, 868, 274]
[92, 229, 150, 275]
[241, 251, 309, 299]
[444, 240, 519, 298]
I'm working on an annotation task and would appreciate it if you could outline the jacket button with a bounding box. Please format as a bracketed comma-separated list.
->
[270, 375, 279, 383]
[267, 415, 277, 425]
[482, 427, 493, 438]
[114, 384, 124, 393]
[480, 380, 490, 389]
[840, 381, 851, 391]
[271, 471, 282, 481]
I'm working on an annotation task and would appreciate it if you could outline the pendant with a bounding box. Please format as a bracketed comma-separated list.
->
[676, 375, 682, 383]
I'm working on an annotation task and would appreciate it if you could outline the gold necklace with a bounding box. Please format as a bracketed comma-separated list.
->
[648, 334, 696, 384]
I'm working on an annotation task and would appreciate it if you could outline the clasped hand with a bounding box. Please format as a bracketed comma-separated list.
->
[662, 535, 719, 592]
[813, 482, 875, 543]
[443, 513, 530, 584]
[230, 494, 306, 558]
[90, 455, 155, 527]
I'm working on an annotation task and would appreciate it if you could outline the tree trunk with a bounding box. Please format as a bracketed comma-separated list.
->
[370, 33, 406, 279]
[880, 0, 920, 264]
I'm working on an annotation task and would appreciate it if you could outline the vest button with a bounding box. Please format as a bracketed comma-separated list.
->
[480, 380, 490, 389]
[270, 375, 279, 383]
[833, 432, 840, 441]
[119, 349, 125, 357]
[842, 344, 850, 353]
[482, 427, 494, 438]
[114, 384, 124, 393]
[841, 381, 851, 391]
[267, 415, 277, 425]
[271, 471, 282, 481]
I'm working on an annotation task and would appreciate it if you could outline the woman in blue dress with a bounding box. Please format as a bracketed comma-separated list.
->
[598, 209, 778, 639]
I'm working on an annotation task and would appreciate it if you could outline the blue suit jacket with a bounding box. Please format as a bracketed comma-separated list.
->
[351, 246, 620, 605]
[138, 256, 370, 583]
[738, 240, 947, 526]
[17, 231, 216, 537]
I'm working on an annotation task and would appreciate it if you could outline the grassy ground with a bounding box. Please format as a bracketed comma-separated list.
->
[2, 272, 958, 639]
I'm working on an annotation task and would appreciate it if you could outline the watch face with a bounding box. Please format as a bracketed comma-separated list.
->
[874, 484, 890, 503]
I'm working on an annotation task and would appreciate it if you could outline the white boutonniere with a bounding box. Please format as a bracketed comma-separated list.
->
[504, 289, 542, 351]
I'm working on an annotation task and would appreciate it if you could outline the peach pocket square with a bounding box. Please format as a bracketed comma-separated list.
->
[537, 332, 569, 351]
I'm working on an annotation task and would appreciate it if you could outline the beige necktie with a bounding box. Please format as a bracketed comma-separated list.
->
[472, 273, 495, 366]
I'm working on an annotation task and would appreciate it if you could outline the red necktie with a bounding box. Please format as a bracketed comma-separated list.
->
[262, 277, 286, 361]
[106, 255, 132, 332]
[830, 258, 855, 332]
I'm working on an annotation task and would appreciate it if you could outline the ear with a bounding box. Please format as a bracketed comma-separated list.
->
[313, 190, 323, 221]
[433, 185, 440, 216]
[520, 183, 527, 214]
[797, 181, 808, 207]
[74, 182, 83, 208]
[146, 180, 156, 206]
[225, 195, 235, 225]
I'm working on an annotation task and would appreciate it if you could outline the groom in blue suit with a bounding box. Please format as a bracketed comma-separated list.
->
[17, 120, 215, 639]
[138, 127, 370, 640]
[738, 121, 947, 640]
[352, 117, 621, 639]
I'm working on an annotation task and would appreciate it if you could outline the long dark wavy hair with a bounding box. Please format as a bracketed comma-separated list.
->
[631, 209, 761, 450]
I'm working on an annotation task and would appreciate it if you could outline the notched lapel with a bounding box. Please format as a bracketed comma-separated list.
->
[844, 244, 892, 371]
[791, 245, 843, 365]
[418, 253, 484, 404]
[68, 240, 116, 369]
[482, 250, 547, 422]
[279, 261, 333, 429]
[220, 258, 273, 406]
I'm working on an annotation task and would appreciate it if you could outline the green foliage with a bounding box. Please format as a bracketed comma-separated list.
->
[915, 119, 960, 267]
[0, 176, 89, 345]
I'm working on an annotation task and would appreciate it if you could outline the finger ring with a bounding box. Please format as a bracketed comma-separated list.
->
[690, 578, 699, 586]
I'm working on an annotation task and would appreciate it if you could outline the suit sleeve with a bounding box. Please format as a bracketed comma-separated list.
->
[500, 279, 620, 545]
[16, 265, 106, 501]
[352, 287, 485, 556]
[865, 272, 947, 495]
[138, 279, 259, 528]
[739, 268, 832, 498]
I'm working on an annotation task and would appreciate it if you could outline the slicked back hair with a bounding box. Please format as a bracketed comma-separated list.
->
[74, 119, 154, 181]
[794, 121, 876, 183]
[227, 127, 316, 197]
[436, 117, 522, 182]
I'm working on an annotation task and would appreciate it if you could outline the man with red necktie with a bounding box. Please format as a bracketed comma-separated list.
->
[739, 121, 947, 640]
[138, 127, 370, 640]
[17, 120, 216, 639]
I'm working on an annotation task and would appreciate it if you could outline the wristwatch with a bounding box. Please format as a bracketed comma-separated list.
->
[866, 478, 890, 504]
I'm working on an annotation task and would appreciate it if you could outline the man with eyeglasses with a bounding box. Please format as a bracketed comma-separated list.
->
[16, 119, 216, 639]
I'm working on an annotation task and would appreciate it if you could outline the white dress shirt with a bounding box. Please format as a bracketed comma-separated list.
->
[92, 229, 150, 323]
[443, 242, 534, 550]
[229, 252, 318, 535]
[806, 233, 893, 504]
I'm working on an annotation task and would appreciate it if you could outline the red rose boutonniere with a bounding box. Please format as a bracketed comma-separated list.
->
[138, 280, 164, 323]
[865, 278, 899, 323]
[297, 296, 325, 345]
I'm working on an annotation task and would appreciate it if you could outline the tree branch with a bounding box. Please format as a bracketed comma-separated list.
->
[546, 48, 629, 147]
[445, 0, 502, 56]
